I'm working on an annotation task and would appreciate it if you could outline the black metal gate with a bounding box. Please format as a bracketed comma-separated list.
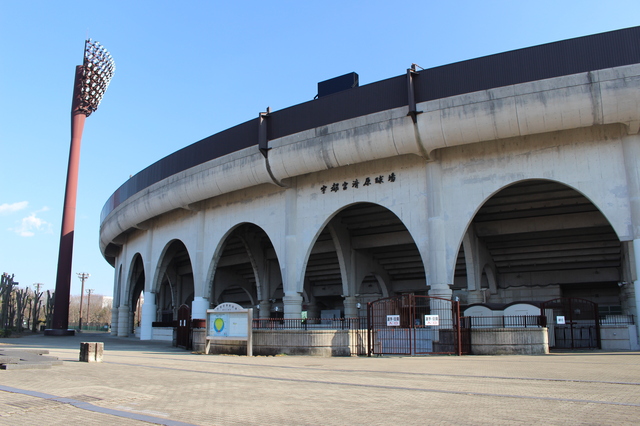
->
[176, 304, 191, 349]
[541, 298, 600, 349]
[367, 295, 469, 356]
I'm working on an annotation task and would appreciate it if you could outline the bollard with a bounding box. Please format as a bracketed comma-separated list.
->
[79, 342, 104, 362]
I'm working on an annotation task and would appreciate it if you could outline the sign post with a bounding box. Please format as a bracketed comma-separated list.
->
[205, 303, 253, 356]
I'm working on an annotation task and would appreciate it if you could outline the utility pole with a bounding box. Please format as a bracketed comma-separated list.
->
[86, 289, 94, 329]
[77, 273, 90, 331]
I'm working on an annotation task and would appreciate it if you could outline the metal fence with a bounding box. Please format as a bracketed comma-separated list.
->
[367, 295, 469, 356]
[462, 315, 545, 329]
[599, 315, 635, 325]
[68, 323, 111, 332]
[252, 317, 366, 330]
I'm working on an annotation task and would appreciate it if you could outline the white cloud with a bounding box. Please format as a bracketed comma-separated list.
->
[0, 201, 28, 215]
[10, 211, 52, 237]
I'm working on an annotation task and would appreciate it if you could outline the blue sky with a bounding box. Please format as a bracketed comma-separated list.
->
[1, 1, 639, 297]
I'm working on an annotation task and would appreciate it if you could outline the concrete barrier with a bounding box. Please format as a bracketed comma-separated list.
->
[195, 328, 551, 356]
[470, 328, 549, 355]
[600, 325, 639, 350]
[194, 329, 363, 356]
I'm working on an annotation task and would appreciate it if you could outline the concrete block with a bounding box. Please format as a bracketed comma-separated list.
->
[80, 342, 104, 362]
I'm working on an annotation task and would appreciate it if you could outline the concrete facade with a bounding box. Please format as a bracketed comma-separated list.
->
[101, 37, 640, 348]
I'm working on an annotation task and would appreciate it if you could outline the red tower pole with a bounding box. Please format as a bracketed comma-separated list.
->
[47, 66, 87, 335]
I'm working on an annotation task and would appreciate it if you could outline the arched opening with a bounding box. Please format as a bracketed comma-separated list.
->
[128, 255, 145, 335]
[210, 224, 282, 318]
[304, 203, 423, 319]
[156, 240, 194, 324]
[454, 180, 626, 316]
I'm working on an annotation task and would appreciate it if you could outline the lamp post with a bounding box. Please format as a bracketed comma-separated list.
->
[46, 40, 115, 336]
[77, 273, 90, 331]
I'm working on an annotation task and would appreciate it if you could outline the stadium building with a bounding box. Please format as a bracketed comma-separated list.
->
[101, 27, 640, 354]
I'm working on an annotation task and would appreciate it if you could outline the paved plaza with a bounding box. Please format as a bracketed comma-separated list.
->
[1, 333, 639, 425]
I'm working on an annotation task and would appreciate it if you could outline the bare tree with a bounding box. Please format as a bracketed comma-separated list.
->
[1, 273, 18, 334]
[31, 289, 43, 332]
[68, 294, 112, 330]
[14, 288, 29, 333]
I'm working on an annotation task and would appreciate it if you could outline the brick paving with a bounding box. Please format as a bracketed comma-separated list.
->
[1, 333, 639, 425]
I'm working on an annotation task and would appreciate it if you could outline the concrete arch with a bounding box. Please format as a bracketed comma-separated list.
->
[451, 178, 625, 307]
[206, 222, 282, 311]
[152, 239, 192, 294]
[125, 253, 145, 309]
[215, 284, 256, 307]
[451, 177, 627, 286]
[149, 239, 195, 327]
[296, 201, 427, 295]
[357, 273, 390, 299]
[300, 201, 426, 318]
[116, 253, 145, 337]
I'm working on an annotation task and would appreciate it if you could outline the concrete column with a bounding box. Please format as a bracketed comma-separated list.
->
[633, 240, 640, 331]
[192, 296, 209, 320]
[117, 305, 130, 337]
[283, 293, 303, 319]
[343, 296, 358, 318]
[110, 304, 119, 336]
[428, 285, 452, 300]
[426, 160, 452, 297]
[623, 136, 640, 340]
[258, 300, 271, 319]
[428, 289, 454, 327]
[139, 292, 156, 340]
[193, 211, 207, 307]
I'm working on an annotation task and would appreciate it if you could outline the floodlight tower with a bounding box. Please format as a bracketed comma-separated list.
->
[46, 40, 115, 336]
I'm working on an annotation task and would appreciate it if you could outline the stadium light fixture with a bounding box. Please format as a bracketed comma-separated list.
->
[46, 40, 115, 335]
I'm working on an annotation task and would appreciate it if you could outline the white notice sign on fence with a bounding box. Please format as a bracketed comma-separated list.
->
[424, 315, 439, 326]
[387, 315, 400, 326]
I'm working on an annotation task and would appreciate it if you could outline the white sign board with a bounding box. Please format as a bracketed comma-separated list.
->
[206, 303, 253, 356]
[556, 315, 566, 325]
[387, 315, 400, 326]
[424, 315, 439, 326]
[208, 312, 249, 338]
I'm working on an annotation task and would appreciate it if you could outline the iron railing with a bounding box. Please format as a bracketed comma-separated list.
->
[599, 315, 635, 325]
[253, 317, 366, 330]
[462, 315, 545, 329]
